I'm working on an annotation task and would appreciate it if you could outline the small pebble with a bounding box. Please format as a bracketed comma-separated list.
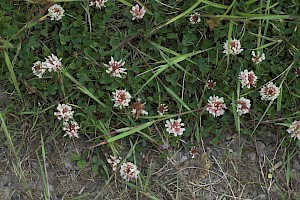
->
[179, 155, 188, 164]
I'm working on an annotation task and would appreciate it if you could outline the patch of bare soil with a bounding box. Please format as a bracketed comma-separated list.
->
[2, 131, 300, 200]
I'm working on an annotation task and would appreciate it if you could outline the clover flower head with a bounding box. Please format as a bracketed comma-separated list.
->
[44, 54, 62, 72]
[105, 57, 127, 78]
[189, 146, 198, 159]
[260, 82, 280, 101]
[206, 95, 227, 117]
[32, 61, 46, 78]
[239, 69, 257, 89]
[112, 89, 131, 109]
[165, 118, 185, 137]
[251, 51, 265, 64]
[157, 103, 168, 115]
[89, 0, 108, 9]
[223, 38, 244, 55]
[236, 97, 251, 116]
[54, 103, 74, 121]
[63, 121, 80, 138]
[120, 162, 140, 181]
[189, 12, 201, 24]
[48, 4, 65, 21]
[107, 155, 122, 171]
[206, 80, 216, 90]
[131, 98, 148, 119]
[130, 4, 146, 20]
[287, 121, 300, 140]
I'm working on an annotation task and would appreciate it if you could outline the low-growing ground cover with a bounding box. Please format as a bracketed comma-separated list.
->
[1, 0, 300, 199]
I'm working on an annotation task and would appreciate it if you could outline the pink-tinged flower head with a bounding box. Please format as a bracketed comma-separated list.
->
[63, 121, 80, 138]
[112, 89, 131, 109]
[223, 39, 244, 55]
[165, 118, 185, 137]
[107, 155, 122, 171]
[44, 54, 62, 72]
[120, 162, 140, 181]
[206, 80, 216, 90]
[157, 103, 168, 115]
[239, 69, 257, 89]
[105, 57, 127, 78]
[260, 82, 280, 101]
[189, 12, 201, 24]
[251, 51, 265, 64]
[89, 0, 108, 9]
[131, 98, 148, 119]
[287, 121, 300, 140]
[130, 4, 146, 20]
[32, 61, 46, 78]
[54, 103, 74, 121]
[236, 97, 251, 116]
[48, 4, 65, 21]
[295, 68, 300, 77]
[206, 95, 227, 117]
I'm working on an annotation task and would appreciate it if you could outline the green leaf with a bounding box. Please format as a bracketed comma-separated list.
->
[71, 154, 81, 161]
[92, 164, 99, 174]
[77, 160, 87, 169]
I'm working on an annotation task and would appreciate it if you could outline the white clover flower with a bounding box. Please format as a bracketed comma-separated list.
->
[63, 121, 80, 138]
[112, 89, 131, 109]
[89, 0, 108, 9]
[44, 54, 62, 72]
[104, 57, 127, 78]
[260, 82, 280, 101]
[130, 4, 146, 20]
[239, 69, 257, 89]
[206, 80, 216, 90]
[32, 61, 46, 78]
[131, 98, 148, 119]
[223, 38, 244, 55]
[107, 155, 122, 171]
[287, 121, 300, 140]
[251, 51, 265, 64]
[54, 103, 74, 121]
[157, 103, 168, 115]
[120, 162, 140, 181]
[48, 4, 65, 21]
[189, 12, 201, 24]
[206, 95, 227, 117]
[236, 97, 251, 116]
[165, 118, 185, 137]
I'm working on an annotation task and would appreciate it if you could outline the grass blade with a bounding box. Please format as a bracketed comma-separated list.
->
[36, 134, 51, 200]
[199, 0, 230, 9]
[107, 121, 154, 143]
[64, 71, 107, 108]
[148, 0, 202, 35]
[150, 42, 196, 65]
[117, 0, 132, 6]
[164, 86, 191, 111]
[231, 92, 240, 133]
[4, 51, 23, 100]
[226, 20, 234, 70]
[252, 40, 282, 50]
